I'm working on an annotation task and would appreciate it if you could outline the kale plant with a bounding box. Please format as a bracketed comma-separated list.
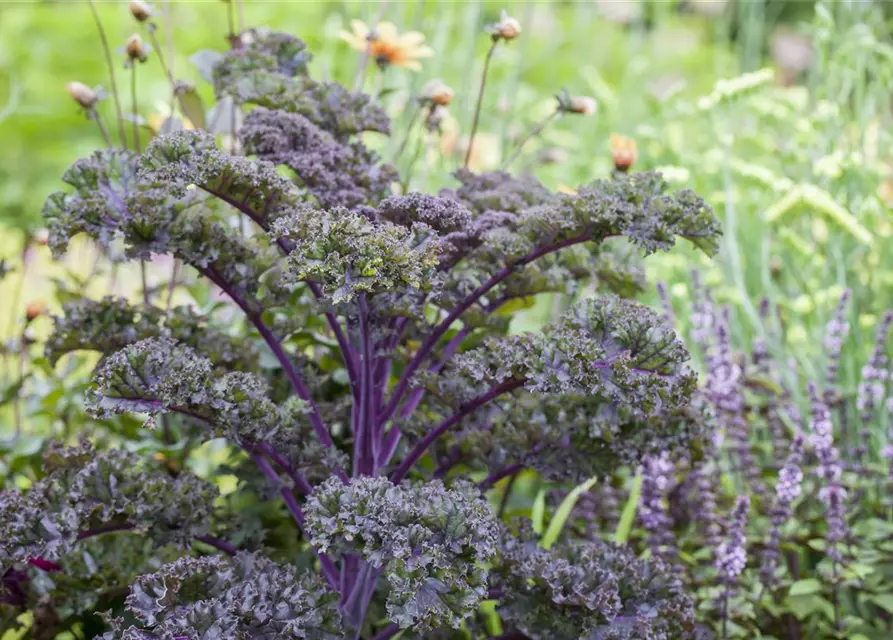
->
[1, 26, 721, 639]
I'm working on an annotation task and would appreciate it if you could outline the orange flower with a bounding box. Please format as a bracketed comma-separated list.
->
[340, 20, 434, 71]
[25, 301, 47, 322]
[610, 135, 637, 173]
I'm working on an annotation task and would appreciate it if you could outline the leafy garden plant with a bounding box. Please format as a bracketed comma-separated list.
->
[0, 16, 725, 640]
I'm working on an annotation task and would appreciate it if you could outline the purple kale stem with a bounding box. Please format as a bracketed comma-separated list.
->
[355, 293, 375, 476]
[199, 265, 339, 458]
[371, 623, 400, 640]
[256, 441, 313, 495]
[249, 450, 338, 590]
[199, 184, 360, 392]
[342, 561, 379, 631]
[77, 522, 136, 539]
[390, 377, 526, 484]
[251, 452, 305, 527]
[478, 462, 525, 490]
[78, 524, 237, 556]
[194, 535, 238, 556]
[378, 233, 591, 430]
[307, 280, 359, 389]
[397, 326, 471, 424]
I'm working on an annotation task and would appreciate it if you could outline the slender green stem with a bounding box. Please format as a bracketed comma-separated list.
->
[140, 259, 150, 306]
[130, 65, 140, 153]
[352, 1, 390, 92]
[235, 0, 245, 33]
[503, 109, 560, 170]
[86, 0, 127, 148]
[225, 0, 235, 39]
[165, 260, 180, 310]
[464, 39, 499, 169]
[147, 27, 195, 128]
[393, 103, 422, 162]
[90, 109, 114, 147]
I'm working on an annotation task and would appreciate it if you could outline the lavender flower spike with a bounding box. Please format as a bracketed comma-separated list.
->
[716, 494, 750, 638]
[640, 452, 682, 574]
[823, 289, 851, 404]
[854, 310, 893, 472]
[808, 383, 850, 592]
[760, 431, 805, 592]
[709, 306, 764, 494]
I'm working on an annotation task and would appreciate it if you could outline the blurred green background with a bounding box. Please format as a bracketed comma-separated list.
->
[2, 0, 893, 413]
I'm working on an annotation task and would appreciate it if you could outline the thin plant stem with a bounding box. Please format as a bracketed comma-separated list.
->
[146, 21, 185, 123]
[90, 109, 114, 147]
[503, 109, 561, 170]
[140, 259, 150, 306]
[163, 0, 174, 76]
[14, 329, 26, 439]
[352, 1, 389, 92]
[235, 0, 245, 33]
[393, 104, 422, 162]
[400, 128, 427, 193]
[87, 0, 127, 148]
[225, 0, 235, 40]
[130, 64, 140, 153]
[464, 39, 499, 169]
[165, 260, 180, 310]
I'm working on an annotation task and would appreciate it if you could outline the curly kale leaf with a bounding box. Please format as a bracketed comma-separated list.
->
[495, 527, 695, 639]
[88, 338, 345, 479]
[213, 30, 389, 138]
[305, 477, 498, 632]
[102, 552, 343, 639]
[443, 170, 719, 267]
[271, 207, 441, 304]
[43, 140, 288, 309]
[1, 441, 217, 566]
[46, 296, 259, 372]
[42, 149, 140, 258]
[241, 107, 397, 212]
[445, 295, 695, 416]
[139, 129, 300, 228]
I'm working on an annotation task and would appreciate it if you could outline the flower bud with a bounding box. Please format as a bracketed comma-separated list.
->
[32, 228, 49, 247]
[66, 82, 99, 109]
[25, 301, 47, 322]
[493, 11, 521, 41]
[568, 96, 597, 115]
[610, 134, 637, 173]
[126, 34, 149, 63]
[420, 79, 454, 107]
[129, 0, 152, 22]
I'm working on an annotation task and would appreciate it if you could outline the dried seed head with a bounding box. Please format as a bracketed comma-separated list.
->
[66, 81, 99, 109]
[610, 134, 638, 172]
[420, 79, 454, 107]
[126, 33, 149, 63]
[129, 0, 152, 22]
[493, 10, 521, 41]
[425, 104, 447, 132]
[25, 301, 47, 322]
[568, 96, 597, 115]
